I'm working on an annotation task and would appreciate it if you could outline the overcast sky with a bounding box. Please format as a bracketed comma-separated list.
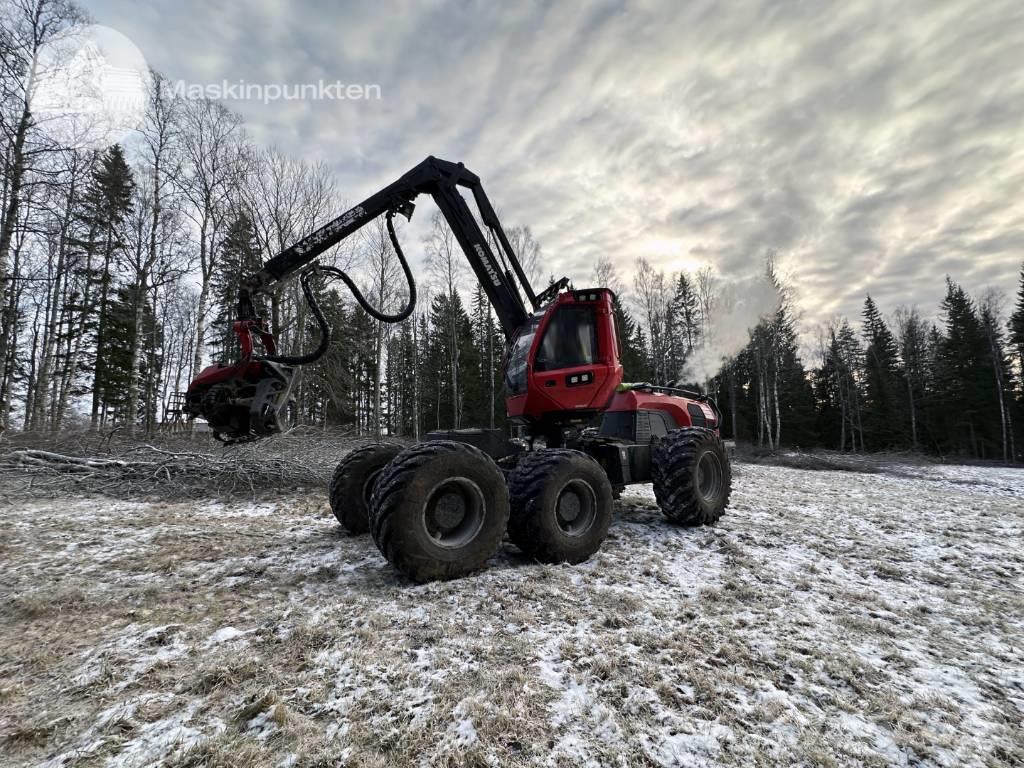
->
[83, 0, 1023, 340]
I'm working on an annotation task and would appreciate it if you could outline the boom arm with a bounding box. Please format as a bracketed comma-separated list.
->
[240, 156, 538, 339]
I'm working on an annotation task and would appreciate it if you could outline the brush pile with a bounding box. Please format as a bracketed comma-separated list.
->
[0, 427, 385, 500]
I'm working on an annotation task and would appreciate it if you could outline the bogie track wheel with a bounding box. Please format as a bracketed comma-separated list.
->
[369, 441, 509, 582]
[329, 443, 404, 533]
[508, 449, 613, 564]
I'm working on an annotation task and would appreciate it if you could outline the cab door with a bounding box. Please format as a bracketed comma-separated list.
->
[525, 295, 621, 417]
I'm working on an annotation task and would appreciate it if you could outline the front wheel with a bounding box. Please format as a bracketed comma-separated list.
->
[652, 428, 731, 526]
[369, 441, 509, 582]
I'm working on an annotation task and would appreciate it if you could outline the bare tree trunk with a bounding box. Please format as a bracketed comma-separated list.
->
[729, 369, 737, 440]
[125, 272, 148, 430]
[23, 303, 42, 431]
[986, 331, 1011, 463]
[839, 383, 847, 453]
[41, 162, 87, 430]
[0, 235, 26, 430]
[33, 174, 78, 430]
[772, 366, 781, 449]
[412, 318, 420, 440]
[906, 376, 918, 451]
[0, 102, 32, 381]
[192, 220, 209, 379]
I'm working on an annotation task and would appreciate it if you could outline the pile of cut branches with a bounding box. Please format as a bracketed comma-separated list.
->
[0, 428, 393, 500]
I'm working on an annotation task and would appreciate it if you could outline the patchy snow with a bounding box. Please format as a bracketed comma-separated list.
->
[204, 626, 249, 647]
[1, 460, 1022, 766]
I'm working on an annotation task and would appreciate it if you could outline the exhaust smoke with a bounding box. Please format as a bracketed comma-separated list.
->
[681, 273, 781, 384]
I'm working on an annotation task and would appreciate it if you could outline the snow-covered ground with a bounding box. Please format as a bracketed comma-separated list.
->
[1, 461, 1022, 767]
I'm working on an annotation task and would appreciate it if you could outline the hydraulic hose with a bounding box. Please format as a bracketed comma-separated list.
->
[259, 210, 416, 366]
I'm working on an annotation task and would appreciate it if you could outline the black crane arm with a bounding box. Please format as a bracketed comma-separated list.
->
[239, 156, 538, 339]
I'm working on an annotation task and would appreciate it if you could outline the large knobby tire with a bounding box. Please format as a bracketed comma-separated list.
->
[653, 428, 732, 526]
[369, 441, 509, 582]
[508, 449, 613, 564]
[329, 443, 403, 534]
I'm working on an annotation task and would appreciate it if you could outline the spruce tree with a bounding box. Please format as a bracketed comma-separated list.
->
[980, 303, 1015, 462]
[936, 279, 994, 457]
[78, 145, 135, 427]
[211, 213, 263, 362]
[1009, 264, 1024, 387]
[470, 285, 503, 429]
[775, 307, 817, 447]
[426, 292, 473, 429]
[672, 272, 702, 356]
[612, 296, 649, 381]
[861, 295, 905, 449]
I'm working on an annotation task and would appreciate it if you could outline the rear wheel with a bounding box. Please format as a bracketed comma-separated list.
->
[652, 428, 731, 526]
[329, 443, 404, 534]
[369, 441, 509, 582]
[508, 449, 613, 564]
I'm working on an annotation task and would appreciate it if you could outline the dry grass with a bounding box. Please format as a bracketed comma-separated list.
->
[0, 459, 1022, 766]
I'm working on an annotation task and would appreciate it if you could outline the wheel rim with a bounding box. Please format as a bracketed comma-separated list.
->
[696, 451, 724, 503]
[422, 477, 487, 548]
[554, 479, 598, 536]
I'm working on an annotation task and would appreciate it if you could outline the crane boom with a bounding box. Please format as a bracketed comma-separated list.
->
[240, 156, 537, 339]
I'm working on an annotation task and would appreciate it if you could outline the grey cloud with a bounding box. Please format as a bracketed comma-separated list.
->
[85, 0, 1024, 341]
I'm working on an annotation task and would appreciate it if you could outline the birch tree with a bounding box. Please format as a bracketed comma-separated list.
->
[175, 96, 244, 380]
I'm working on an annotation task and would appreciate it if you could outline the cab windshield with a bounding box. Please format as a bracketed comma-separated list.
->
[503, 304, 600, 394]
[534, 305, 598, 372]
[504, 316, 539, 395]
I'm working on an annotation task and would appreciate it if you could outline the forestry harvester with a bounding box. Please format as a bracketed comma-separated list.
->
[185, 157, 731, 581]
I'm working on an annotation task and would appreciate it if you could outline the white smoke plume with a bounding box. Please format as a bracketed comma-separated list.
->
[680, 272, 781, 385]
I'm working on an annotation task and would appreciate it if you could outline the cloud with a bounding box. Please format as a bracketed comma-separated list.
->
[85, 0, 1024, 342]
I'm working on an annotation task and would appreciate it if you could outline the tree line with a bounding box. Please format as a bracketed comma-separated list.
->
[2, 0, 1021, 463]
[596, 253, 1024, 463]
[0, 0, 544, 437]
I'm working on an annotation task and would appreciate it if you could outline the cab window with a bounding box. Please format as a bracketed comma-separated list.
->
[535, 305, 598, 372]
[504, 316, 539, 395]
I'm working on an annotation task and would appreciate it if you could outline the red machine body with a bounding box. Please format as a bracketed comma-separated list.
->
[504, 288, 623, 431]
[604, 389, 720, 433]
